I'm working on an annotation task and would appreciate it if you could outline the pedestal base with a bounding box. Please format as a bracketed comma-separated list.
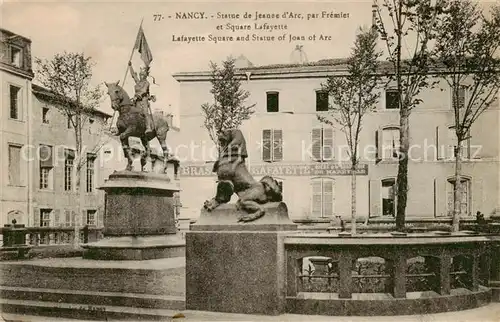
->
[186, 202, 297, 315]
[82, 234, 185, 260]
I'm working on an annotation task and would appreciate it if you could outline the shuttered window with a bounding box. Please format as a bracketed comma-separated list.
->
[312, 128, 334, 161]
[262, 129, 283, 162]
[311, 178, 335, 218]
[452, 85, 467, 110]
[39, 145, 53, 190]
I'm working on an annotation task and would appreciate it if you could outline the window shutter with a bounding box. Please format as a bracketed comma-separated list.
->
[369, 180, 381, 217]
[434, 178, 447, 217]
[322, 180, 334, 218]
[473, 178, 483, 215]
[312, 129, 322, 161]
[311, 180, 322, 217]
[97, 209, 104, 227]
[54, 209, 61, 227]
[436, 126, 449, 160]
[273, 130, 283, 161]
[72, 210, 77, 226]
[452, 85, 466, 110]
[375, 130, 382, 161]
[82, 210, 87, 226]
[34, 208, 40, 227]
[322, 128, 334, 161]
[435, 126, 441, 160]
[469, 125, 481, 159]
[65, 210, 71, 227]
[262, 129, 272, 162]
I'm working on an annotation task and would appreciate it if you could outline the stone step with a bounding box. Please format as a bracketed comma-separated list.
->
[0, 298, 179, 321]
[0, 286, 185, 311]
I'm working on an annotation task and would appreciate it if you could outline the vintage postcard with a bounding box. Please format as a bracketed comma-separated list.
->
[1, 0, 500, 321]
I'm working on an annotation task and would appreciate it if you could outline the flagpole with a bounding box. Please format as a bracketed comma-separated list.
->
[108, 17, 144, 131]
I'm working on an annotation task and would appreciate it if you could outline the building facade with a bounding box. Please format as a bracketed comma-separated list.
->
[0, 28, 119, 227]
[171, 59, 500, 222]
[0, 28, 34, 225]
[30, 85, 113, 228]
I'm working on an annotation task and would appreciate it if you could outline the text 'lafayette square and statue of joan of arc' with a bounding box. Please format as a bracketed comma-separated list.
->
[152, 10, 351, 44]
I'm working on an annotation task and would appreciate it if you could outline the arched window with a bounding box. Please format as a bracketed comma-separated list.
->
[311, 177, 335, 218]
[447, 177, 471, 217]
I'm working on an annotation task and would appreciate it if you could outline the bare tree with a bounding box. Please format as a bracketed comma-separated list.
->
[201, 57, 255, 154]
[373, 0, 446, 231]
[319, 27, 381, 234]
[434, 0, 500, 231]
[35, 52, 104, 247]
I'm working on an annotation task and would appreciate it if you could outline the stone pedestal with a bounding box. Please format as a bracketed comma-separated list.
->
[82, 171, 184, 260]
[185, 202, 297, 315]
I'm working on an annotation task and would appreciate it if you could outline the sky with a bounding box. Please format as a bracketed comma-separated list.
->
[0, 0, 496, 120]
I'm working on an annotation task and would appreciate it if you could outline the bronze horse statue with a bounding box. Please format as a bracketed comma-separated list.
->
[105, 81, 178, 176]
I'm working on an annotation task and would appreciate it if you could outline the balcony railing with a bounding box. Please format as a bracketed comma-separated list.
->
[0, 225, 104, 248]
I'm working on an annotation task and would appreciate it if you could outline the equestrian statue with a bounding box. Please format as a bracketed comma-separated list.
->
[203, 128, 283, 222]
[105, 61, 179, 177]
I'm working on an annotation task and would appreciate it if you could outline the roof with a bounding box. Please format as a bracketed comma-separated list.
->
[32, 84, 112, 119]
[172, 58, 397, 81]
[0, 28, 32, 43]
[172, 57, 487, 82]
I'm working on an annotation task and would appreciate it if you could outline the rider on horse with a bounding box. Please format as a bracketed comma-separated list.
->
[128, 61, 155, 136]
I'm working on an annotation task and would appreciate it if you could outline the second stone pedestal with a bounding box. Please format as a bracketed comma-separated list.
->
[186, 202, 297, 315]
[82, 171, 184, 260]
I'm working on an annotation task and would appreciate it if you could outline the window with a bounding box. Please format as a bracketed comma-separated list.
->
[381, 127, 400, 160]
[40, 209, 52, 227]
[381, 178, 396, 216]
[10, 46, 22, 67]
[86, 210, 97, 226]
[67, 115, 72, 129]
[452, 85, 467, 110]
[8, 144, 22, 186]
[316, 90, 329, 112]
[65, 210, 71, 227]
[86, 153, 96, 192]
[39, 145, 53, 190]
[312, 128, 334, 161]
[64, 149, 75, 191]
[10, 85, 21, 120]
[385, 89, 400, 109]
[262, 129, 283, 162]
[447, 178, 471, 217]
[266, 91, 279, 112]
[42, 107, 49, 124]
[447, 126, 470, 160]
[311, 178, 335, 218]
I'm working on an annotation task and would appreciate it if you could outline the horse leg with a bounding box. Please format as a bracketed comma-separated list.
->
[120, 135, 133, 171]
[157, 130, 170, 174]
[140, 135, 151, 172]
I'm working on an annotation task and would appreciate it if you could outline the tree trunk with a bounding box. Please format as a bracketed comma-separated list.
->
[452, 144, 463, 232]
[351, 167, 357, 235]
[74, 116, 83, 248]
[396, 109, 409, 231]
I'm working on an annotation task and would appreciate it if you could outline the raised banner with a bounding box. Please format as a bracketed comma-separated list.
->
[179, 163, 368, 177]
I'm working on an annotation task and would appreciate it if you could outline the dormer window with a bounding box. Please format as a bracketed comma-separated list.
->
[10, 46, 22, 68]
